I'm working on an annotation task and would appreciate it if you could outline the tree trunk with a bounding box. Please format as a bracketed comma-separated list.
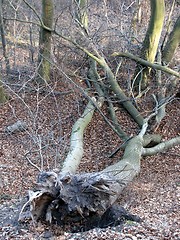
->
[0, 81, 7, 104]
[103, 62, 144, 126]
[0, 0, 10, 74]
[112, 51, 179, 78]
[61, 97, 103, 175]
[19, 101, 180, 226]
[162, 16, 180, 64]
[38, 0, 53, 83]
[134, 0, 165, 91]
[19, 132, 180, 225]
[74, 0, 88, 34]
[102, 135, 142, 187]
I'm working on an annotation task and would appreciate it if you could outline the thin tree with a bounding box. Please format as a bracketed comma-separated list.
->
[0, 0, 10, 74]
[74, 0, 88, 34]
[38, 0, 53, 83]
[162, 15, 180, 64]
[0, 76, 7, 104]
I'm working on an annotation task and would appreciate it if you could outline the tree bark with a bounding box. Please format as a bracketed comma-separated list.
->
[88, 58, 129, 141]
[0, 81, 7, 104]
[0, 70, 7, 104]
[0, 0, 10, 74]
[162, 16, 180, 64]
[38, 0, 53, 83]
[61, 97, 103, 175]
[74, 0, 88, 34]
[142, 136, 180, 156]
[112, 51, 180, 78]
[102, 135, 142, 186]
[18, 96, 180, 228]
[102, 59, 144, 127]
[20, 125, 180, 224]
[134, 0, 165, 90]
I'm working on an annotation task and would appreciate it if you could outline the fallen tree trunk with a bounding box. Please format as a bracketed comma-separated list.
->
[19, 103, 180, 228]
[142, 136, 180, 156]
[112, 51, 180, 78]
[61, 97, 103, 175]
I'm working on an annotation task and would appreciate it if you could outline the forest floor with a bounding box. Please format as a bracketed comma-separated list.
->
[0, 70, 179, 239]
[0, 1, 180, 239]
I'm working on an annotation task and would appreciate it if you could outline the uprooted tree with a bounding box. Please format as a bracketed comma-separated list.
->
[2, 0, 179, 230]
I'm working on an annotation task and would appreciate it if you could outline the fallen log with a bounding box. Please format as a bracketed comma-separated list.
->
[19, 100, 180, 231]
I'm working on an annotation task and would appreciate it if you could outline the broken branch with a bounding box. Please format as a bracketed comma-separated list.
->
[112, 51, 180, 78]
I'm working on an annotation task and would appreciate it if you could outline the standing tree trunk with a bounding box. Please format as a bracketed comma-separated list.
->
[0, 0, 8, 103]
[0, 76, 7, 104]
[0, 84, 6, 103]
[134, 0, 165, 91]
[0, 0, 10, 74]
[162, 15, 180, 102]
[74, 0, 88, 34]
[38, 0, 53, 83]
[162, 16, 180, 64]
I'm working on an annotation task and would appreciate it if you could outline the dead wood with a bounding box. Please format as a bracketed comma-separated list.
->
[88, 58, 129, 140]
[20, 172, 126, 223]
[19, 132, 180, 228]
[5, 120, 28, 134]
[19, 102, 180, 230]
[142, 136, 180, 156]
[112, 51, 180, 78]
[61, 97, 103, 175]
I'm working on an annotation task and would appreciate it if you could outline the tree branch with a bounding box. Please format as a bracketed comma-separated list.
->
[22, 0, 44, 27]
[112, 51, 180, 78]
[61, 97, 102, 174]
[88, 59, 129, 141]
[6, 10, 144, 126]
[143, 134, 162, 147]
[142, 136, 180, 156]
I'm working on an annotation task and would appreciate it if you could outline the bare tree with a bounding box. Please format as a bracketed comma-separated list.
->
[1, 0, 179, 232]
[0, 0, 10, 74]
[38, 0, 54, 83]
[17, 0, 180, 229]
[0, 80, 7, 103]
[134, 0, 165, 91]
[162, 15, 180, 64]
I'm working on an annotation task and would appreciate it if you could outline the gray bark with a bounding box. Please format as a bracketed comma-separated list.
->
[162, 16, 180, 64]
[112, 52, 180, 78]
[142, 136, 180, 156]
[5, 120, 28, 134]
[61, 97, 103, 175]
[19, 103, 180, 226]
